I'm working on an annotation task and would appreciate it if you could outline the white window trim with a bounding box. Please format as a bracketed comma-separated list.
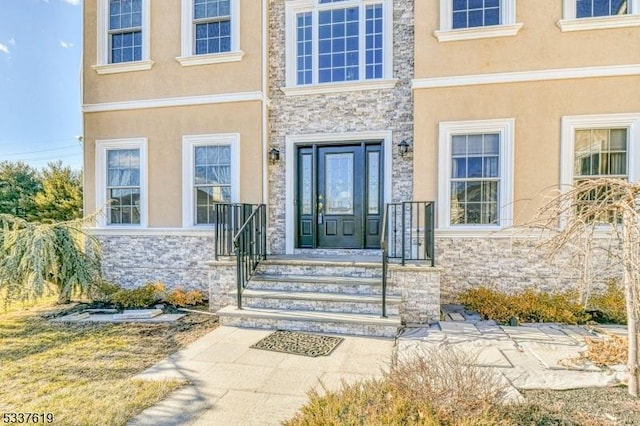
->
[94, 0, 153, 75]
[284, 0, 394, 91]
[438, 118, 515, 230]
[560, 113, 640, 189]
[435, 0, 522, 42]
[558, 0, 640, 31]
[181, 133, 241, 228]
[176, 0, 244, 67]
[95, 138, 148, 228]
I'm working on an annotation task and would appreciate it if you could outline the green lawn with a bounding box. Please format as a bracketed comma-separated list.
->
[0, 304, 217, 425]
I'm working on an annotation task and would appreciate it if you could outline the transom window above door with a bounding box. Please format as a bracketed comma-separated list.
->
[285, 0, 393, 89]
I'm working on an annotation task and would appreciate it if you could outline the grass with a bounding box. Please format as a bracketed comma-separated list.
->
[0, 303, 217, 425]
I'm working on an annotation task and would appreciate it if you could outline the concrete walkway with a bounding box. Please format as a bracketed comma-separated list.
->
[128, 326, 394, 426]
[129, 320, 628, 425]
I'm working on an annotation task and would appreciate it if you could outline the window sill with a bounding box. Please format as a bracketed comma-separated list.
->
[281, 78, 398, 96]
[433, 23, 523, 42]
[93, 60, 155, 75]
[557, 15, 640, 32]
[175, 51, 245, 67]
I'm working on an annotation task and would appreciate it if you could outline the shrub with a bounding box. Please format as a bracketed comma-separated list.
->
[459, 287, 590, 324]
[588, 279, 626, 324]
[111, 282, 166, 309]
[165, 288, 205, 307]
[286, 347, 510, 426]
[89, 281, 122, 303]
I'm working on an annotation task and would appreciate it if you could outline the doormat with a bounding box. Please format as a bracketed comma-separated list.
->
[251, 330, 344, 357]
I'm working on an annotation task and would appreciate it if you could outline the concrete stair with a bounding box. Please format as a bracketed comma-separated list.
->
[216, 256, 402, 338]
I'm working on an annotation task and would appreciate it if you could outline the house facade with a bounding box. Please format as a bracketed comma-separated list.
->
[83, 1, 640, 326]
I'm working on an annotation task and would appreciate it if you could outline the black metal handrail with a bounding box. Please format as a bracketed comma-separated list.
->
[233, 204, 267, 309]
[380, 201, 436, 317]
[213, 203, 255, 259]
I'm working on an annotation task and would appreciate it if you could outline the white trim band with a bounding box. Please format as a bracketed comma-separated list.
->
[83, 91, 263, 113]
[413, 64, 640, 89]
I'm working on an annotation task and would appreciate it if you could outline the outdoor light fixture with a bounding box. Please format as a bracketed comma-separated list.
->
[269, 148, 281, 164]
[398, 139, 410, 158]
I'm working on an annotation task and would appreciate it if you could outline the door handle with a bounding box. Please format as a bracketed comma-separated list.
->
[317, 202, 323, 212]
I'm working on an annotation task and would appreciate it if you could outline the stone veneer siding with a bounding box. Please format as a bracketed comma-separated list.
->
[96, 233, 214, 292]
[267, 0, 415, 254]
[436, 235, 621, 303]
[390, 264, 441, 323]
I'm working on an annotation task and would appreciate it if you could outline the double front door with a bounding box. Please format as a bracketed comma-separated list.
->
[297, 142, 383, 249]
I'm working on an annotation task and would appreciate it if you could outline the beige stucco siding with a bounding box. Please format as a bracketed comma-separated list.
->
[83, 101, 263, 227]
[413, 75, 640, 225]
[83, 0, 263, 105]
[415, 0, 640, 78]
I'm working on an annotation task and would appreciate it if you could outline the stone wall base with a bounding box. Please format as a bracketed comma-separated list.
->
[96, 233, 214, 292]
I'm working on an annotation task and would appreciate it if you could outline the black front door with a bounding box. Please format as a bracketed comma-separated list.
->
[297, 142, 383, 249]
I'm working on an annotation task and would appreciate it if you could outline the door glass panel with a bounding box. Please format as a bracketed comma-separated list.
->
[301, 154, 312, 215]
[325, 152, 354, 215]
[367, 151, 379, 214]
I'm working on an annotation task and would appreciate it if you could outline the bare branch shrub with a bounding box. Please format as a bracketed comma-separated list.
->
[389, 346, 511, 424]
[525, 178, 640, 396]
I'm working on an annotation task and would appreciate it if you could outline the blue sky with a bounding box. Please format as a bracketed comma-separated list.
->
[0, 0, 82, 171]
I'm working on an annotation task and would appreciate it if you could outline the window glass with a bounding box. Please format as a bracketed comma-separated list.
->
[450, 133, 500, 225]
[452, 0, 501, 29]
[109, 0, 142, 63]
[194, 0, 232, 54]
[107, 149, 141, 224]
[294, 0, 385, 85]
[194, 145, 232, 224]
[576, 0, 628, 18]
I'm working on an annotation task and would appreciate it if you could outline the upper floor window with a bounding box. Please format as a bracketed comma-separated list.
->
[577, 0, 628, 18]
[94, 0, 152, 74]
[109, 0, 142, 63]
[559, 0, 640, 31]
[285, 0, 393, 88]
[453, 0, 501, 29]
[435, 0, 522, 42]
[177, 0, 243, 66]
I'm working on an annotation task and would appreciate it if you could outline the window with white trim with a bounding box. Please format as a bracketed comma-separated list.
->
[438, 119, 514, 229]
[559, 0, 640, 31]
[177, 0, 242, 66]
[435, 0, 522, 42]
[286, 0, 392, 87]
[95, 0, 152, 74]
[561, 114, 640, 188]
[95, 138, 148, 227]
[560, 114, 640, 224]
[182, 134, 240, 227]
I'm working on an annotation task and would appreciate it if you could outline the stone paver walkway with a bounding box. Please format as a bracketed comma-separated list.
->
[398, 320, 628, 394]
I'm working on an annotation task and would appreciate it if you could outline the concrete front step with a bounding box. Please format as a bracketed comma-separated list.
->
[248, 274, 391, 294]
[257, 257, 382, 279]
[216, 306, 401, 338]
[242, 289, 401, 316]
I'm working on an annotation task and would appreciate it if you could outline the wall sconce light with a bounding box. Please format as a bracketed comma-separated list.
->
[269, 148, 281, 164]
[398, 139, 411, 158]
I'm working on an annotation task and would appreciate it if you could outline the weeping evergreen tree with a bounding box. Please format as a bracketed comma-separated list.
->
[0, 214, 102, 305]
